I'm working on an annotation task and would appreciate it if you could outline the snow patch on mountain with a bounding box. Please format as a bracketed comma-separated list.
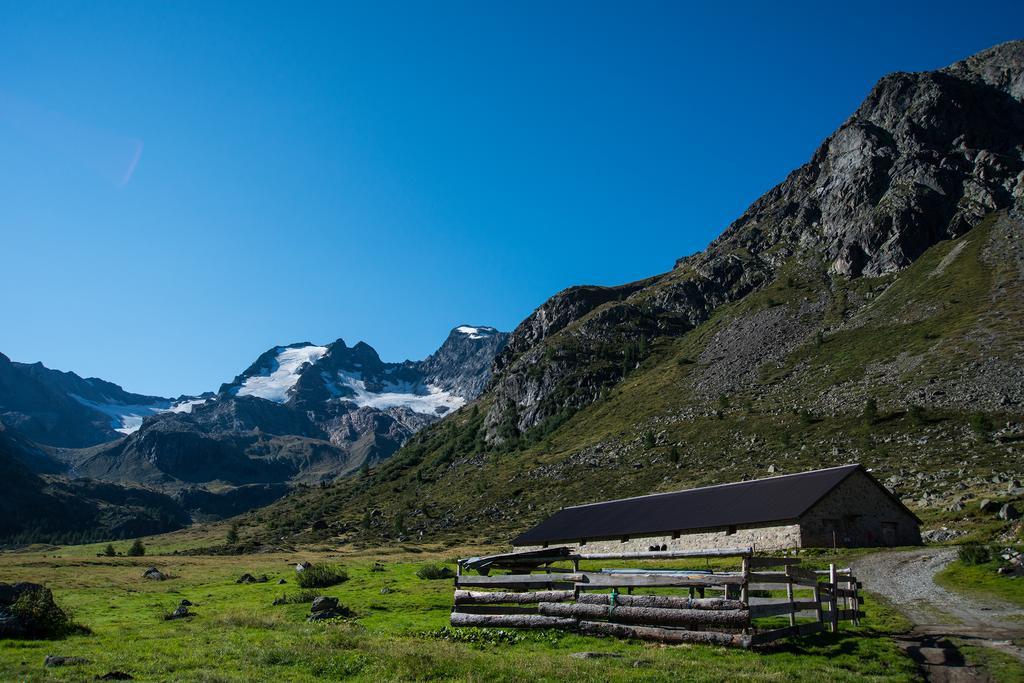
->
[167, 398, 209, 414]
[69, 395, 211, 434]
[328, 371, 465, 415]
[236, 345, 328, 403]
[455, 325, 498, 340]
[69, 394, 170, 434]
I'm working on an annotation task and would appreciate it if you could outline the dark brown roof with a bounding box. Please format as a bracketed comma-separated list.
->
[512, 464, 916, 546]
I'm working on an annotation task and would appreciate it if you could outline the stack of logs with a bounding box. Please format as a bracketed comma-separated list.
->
[450, 548, 863, 648]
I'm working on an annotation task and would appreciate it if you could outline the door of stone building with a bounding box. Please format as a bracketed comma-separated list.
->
[881, 522, 897, 546]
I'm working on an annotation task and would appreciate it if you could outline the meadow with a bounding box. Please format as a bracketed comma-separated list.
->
[0, 532, 925, 682]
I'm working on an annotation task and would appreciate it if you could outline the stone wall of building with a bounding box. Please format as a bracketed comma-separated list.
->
[799, 469, 921, 547]
[521, 521, 803, 554]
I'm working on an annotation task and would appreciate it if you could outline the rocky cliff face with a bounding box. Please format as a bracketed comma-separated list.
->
[484, 40, 1024, 443]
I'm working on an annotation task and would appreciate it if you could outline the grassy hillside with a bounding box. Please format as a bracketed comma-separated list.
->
[232, 213, 1023, 551]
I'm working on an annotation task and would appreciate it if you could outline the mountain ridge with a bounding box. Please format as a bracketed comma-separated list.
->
[230, 40, 1024, 549]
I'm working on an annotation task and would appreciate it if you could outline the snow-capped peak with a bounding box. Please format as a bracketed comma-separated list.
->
[455, 325, 498, 340]
[236, 344, 328, 403]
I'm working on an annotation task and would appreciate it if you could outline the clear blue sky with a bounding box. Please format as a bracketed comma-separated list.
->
[1, 2, 1020, 397]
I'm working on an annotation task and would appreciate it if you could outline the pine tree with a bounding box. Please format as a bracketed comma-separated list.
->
[226, 523, 239, 545]
[103, 544, 116, 557]
[127, 539, 146, 557]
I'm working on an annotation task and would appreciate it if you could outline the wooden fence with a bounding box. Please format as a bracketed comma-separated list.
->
[450, 548, 863, 648]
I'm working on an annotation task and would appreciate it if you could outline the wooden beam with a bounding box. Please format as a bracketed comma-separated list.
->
[576, 620, 751, 648]
[454, 590, 574, 605]
[539, 602, 749, 629]
[449, 612, 577, 629]
[578, 594, 744, 611]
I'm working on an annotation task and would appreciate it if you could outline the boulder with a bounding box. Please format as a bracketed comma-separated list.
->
[97, 672, 134, 680]
[236, 573, 269, 584]
[44, 655, 89, 667]
[179, 599, 192, 607]
[0, 583, 69, 639]
[979, 499, 1000, 514]
[165, 605, 192, 620]
[998, 503, 1021, 521]
[307, 596, 352, 621]
[142, 568, 166, 581]
[310, 596, 338, 614]
[295, 562, 312, 573]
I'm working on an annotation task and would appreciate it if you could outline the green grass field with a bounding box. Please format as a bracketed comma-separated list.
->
[0, 540, 923, 682]
[934, 558, 1024, 610]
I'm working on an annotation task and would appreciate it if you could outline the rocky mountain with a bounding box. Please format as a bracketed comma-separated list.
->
[235, 41, 1024, 548]
[65, 326, 509, 492]
[481, 39, 1024, 441]
[0, 352, 204, 448]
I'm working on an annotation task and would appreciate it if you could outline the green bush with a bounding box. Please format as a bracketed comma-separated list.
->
[416, 564, 455, 580]
[103, 544, 116, 557]
[296, 564, 349, 589]
[127, 539, 146, 557]
[958, 543, 992, 565]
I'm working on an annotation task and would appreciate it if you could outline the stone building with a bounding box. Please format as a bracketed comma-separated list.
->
[512, 464, 921, 552]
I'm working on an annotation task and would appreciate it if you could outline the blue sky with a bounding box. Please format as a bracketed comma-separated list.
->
[1, 2, 1020, 397]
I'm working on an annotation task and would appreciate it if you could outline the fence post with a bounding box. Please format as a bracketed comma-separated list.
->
[786, 575, 796, 627]
[828, 563, 838, 633]
[740, 556, 750, 606]
[812, 581, 823, 627]
[850, 575, 860, 626]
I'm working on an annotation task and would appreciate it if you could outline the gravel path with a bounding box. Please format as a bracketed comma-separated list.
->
[852, 548, 1024, 681]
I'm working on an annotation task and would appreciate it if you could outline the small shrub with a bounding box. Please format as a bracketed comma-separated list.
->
[970, 412, 994, 439]
[958, 543, 992, 565]
[908, 404, 926, 426]
[668, 446, 681, 465]
[416, 564, 455, 580]
[226, 523, 239, 545]
[127, 539, 146, 557]
[296, 564, 349, 589]
[643, 431, 656, 449]
[863, 397, 879, 425]
[103, 544, 116, 557]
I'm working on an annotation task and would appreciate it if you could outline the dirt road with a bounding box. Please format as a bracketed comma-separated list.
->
[853, 548, 1024, 681]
